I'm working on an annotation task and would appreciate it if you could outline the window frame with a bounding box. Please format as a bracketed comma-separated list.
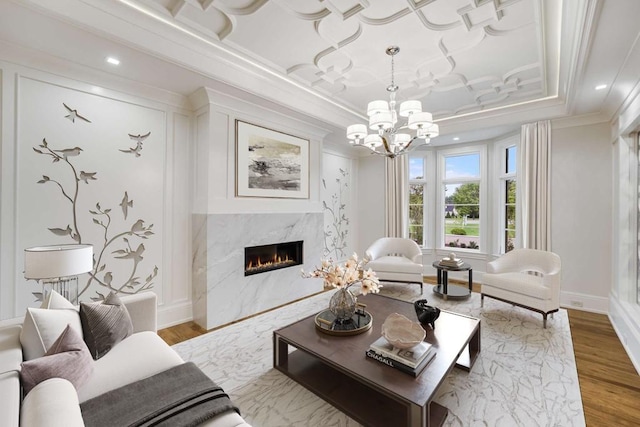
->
[494, 136, 520, 254]
[408, 156, 426, 247]
[437, 145, 487, 253]
[408, 153, 435, 248]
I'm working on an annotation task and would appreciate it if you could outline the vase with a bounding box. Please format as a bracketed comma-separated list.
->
[329, 288, 357, 323]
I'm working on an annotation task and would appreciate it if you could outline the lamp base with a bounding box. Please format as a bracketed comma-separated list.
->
[42, 276, 78, 305]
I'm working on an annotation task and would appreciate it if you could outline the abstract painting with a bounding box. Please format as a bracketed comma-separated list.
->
[236, 120, 309, 199]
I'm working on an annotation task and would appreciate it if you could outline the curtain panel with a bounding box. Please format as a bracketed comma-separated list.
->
[519, 120, 551, 251]
[385, 156, 408, 238]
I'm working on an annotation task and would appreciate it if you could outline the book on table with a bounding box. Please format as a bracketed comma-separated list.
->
[369, 336, 433, 368]
[439, 259, 463, 268]
[365, 347, 436, 377]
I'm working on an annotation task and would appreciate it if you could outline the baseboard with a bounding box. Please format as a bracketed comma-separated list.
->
[158, 300, 193, 329]
[560, 291, 609, 314]
[608, 296, 640, 375]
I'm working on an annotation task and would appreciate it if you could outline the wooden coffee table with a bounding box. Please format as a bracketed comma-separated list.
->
[273, 293, 480, 427]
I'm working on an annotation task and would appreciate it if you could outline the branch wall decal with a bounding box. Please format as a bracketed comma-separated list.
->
[322, 168, 350, 260]
[31, 103, 159, 302]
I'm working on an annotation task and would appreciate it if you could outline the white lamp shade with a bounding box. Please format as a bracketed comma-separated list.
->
[408, 112, 433, 130]
[24, 244, 93, 279]
[364, 134, 383, 147]
[367, 100, 389, 116]
[369, 111, 393, 130]
[425, 123, 439, 138]
[393, 133, 412, 146]
[346, 124, 367, 140]
[399, 100, 422, 117]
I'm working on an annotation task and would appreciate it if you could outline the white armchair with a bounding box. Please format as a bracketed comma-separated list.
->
[481, 248, 561, 328]
[364, 238, 424, 293]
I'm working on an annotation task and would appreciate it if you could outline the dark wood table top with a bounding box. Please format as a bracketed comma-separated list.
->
[432, 261, 472, 271]
[274, 293, 480, 407]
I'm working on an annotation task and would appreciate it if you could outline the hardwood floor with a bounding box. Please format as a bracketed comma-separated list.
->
[160, 281, 640, 426]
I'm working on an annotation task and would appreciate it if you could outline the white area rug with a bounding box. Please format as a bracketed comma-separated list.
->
[173, 284, 585, 427]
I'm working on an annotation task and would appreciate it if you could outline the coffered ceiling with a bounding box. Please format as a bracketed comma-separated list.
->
[146, 0, 546, 119]
[2, 0, 640, 142]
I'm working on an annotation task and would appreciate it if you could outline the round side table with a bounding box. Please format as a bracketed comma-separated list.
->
[432, 261, 473, 300]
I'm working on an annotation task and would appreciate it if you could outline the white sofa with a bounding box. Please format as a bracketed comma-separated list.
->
[0, 292, 250, 427]
[481, 248, 562, 328]
[365, 237, 424, 293]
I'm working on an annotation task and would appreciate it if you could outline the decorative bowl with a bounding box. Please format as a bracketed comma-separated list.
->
[381, 313, 426, 349]
[414, 299, 441, 329]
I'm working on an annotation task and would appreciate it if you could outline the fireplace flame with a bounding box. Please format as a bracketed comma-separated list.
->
[246, 253, 294, 274]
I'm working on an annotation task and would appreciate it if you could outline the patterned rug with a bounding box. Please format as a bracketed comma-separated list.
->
[173, 284, 585, 427]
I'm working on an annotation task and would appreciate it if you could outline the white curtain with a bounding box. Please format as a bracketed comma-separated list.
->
[519, 120, 551, 251]
[385, 156, 408, 238]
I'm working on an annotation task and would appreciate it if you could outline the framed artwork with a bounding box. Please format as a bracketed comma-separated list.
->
[235, 120, 310, 199]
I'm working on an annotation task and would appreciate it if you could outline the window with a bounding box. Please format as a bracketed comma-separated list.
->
[500, 145, 517, 253]
[442, 153, 481, 250]
[409, 157, 426, 246]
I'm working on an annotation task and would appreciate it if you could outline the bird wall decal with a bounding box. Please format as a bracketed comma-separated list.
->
[79, 171, 97, 184]
[119, 191, 133, 220]
[63, 103, 91, 123]
[54, 147, 83, 159]
[120, 132, 151, 157]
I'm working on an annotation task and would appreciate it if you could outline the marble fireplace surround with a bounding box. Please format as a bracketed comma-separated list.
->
[192, 212, 324, 330]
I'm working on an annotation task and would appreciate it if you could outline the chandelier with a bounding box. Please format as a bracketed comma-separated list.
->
[346, 46, 439, 158]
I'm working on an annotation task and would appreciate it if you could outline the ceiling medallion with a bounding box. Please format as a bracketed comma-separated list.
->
[346, 46, 439, 159]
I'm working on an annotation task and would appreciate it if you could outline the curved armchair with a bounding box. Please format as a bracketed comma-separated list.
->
[364, 238, 424, 293]
[481, 248, 561, 328]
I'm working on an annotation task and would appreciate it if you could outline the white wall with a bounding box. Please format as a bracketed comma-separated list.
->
[0, 59, 193, 327]
[550, 121, 612, 313]
[356, 155, 386, 255]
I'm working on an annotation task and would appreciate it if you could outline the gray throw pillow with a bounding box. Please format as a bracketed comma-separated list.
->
[20, 324, 94, 395]
[80, 292, 134, 360]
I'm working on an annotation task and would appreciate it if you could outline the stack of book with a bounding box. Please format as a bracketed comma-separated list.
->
[365, 337, 436, 377]
[439, 257, 463, 268]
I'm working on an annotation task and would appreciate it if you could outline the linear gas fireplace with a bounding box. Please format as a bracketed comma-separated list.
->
[244, 240, 303, 276]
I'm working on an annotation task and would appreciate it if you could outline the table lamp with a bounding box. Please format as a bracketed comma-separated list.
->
[24, 244, 93, 305]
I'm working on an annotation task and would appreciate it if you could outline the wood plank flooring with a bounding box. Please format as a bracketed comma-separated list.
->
[159, 281, 640, 426]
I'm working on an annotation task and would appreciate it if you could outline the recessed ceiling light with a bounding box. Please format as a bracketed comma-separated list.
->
[453, 137, 460, 141]
[106, 57, 120, 66]
[595, 84, 607, 90]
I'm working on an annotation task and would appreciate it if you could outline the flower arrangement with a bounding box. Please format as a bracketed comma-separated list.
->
[301, 252, 382, 295]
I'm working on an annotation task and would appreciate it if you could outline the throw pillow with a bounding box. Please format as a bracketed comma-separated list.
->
[40, 290, 76, 310]
[20, 324, 94, 395]
[20, 307, 83, 361]
[80, 292, 133, 360]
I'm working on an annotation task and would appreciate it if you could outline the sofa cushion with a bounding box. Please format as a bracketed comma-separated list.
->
[20, 325, 94, 395]
[78, 330, 183, 403]
[0, 325, 22, 374]
[482, 272, 551, 300]
[20, 378, 84, 427]
[366, 256, 423, 274]
[0, 371, 20, 427]
[80, 292, 134, 360]
[20, 307, 82, 361]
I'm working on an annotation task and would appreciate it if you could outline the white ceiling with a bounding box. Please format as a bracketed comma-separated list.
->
[2, 0, 640, 143]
